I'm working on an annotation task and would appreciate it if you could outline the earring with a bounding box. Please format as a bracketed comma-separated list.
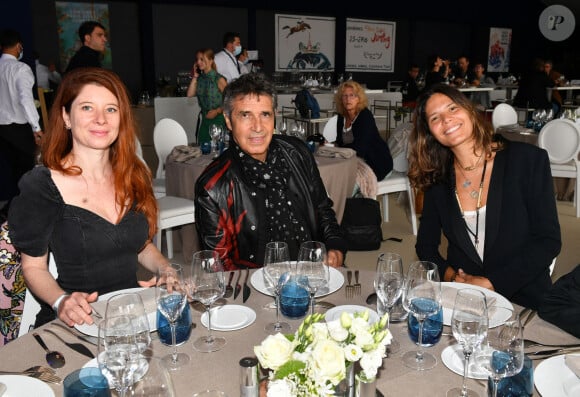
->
[65, 124, 71, 130]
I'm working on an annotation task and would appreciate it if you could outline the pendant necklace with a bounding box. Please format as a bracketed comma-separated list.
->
[454, 160, 488, 250]
[456, 164, 480, 199]
[80, 174, 89, 204]
[456, 153, 483, 171]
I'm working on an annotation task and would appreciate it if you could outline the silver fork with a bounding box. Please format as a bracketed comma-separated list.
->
[345, 270, 354, 298]
[353, 270, 361, 296]
[0, 370, 62, 384]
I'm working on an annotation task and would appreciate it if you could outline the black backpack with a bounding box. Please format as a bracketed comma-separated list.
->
[293, 89, 320, 119]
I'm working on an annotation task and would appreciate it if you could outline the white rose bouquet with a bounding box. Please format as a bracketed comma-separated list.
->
[254, 311, 392, 397]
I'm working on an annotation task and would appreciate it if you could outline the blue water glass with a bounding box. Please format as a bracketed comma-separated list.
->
[407, 307, 443, 347]
[157, 302, 192, 346]
[487, 356, 533, 397]
[200, 141, 211, 155]
[63, 367, 111, 397]
[279, 276, 310, 319]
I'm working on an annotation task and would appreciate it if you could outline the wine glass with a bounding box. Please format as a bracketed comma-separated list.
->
[474, 308, 524, 397]
[263, 242, 292, 333]
[190, 250, 226, 352]
[105, 292, 151, 355]
[401, 261, 442, 370]
[97, 315, 142, 397]
[374, 252, 404, 355]
[156, 264, 190, 369]
[296, 241, 329, 315]
[279, 120, 288, 135]
[131, 357, 176, 397]
[447, 289, 489, 397]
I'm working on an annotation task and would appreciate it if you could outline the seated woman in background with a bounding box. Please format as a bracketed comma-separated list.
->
[330, 81, 393, 181]
[408, 83, 561, 310]
[8, 68, 168, 328]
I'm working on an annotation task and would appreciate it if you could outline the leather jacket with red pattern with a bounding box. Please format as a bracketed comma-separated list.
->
[194, 135, 347, 270]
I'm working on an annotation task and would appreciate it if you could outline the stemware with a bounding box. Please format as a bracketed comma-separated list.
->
[296, 241, 329, 315]
[97, 315, 142, 397]
[374, 252, 404, 355]
[156, 264, 190, 369]
[209, 124, 223, 156]
[447, 289, 489, 397]
[401, 261, 442, 370]
[190, 250, 226, 352]
[263, 242, 292, 333]
[105, 292, 151, 355]
[279, 120, 288, 135]
[131, 357, 176, 397]
[474, 308, 524, 397]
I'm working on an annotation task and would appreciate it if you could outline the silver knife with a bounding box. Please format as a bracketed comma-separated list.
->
[234, 270, 242, 300]
[50, 322, 97, 345]
[242, 268, 251, 303]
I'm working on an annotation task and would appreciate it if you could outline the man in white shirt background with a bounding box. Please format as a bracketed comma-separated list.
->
[214, 31, 242, 83]
[34, 51, 61, 90]
[0, 29, 43, 216]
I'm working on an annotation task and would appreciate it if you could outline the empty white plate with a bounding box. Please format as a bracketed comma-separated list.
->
[201, 305, 256, 331]
[324, 305, 379, 324]
[441, 344, 488, 380]
[0, 375, 55, 397]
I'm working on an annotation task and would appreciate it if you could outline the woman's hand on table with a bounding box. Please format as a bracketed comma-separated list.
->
[455, 268, 495, 290]
[58, 291, 99, 327]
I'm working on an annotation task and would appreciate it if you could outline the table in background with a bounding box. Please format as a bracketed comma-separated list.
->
[495, 84, 519, 100]
[3, 269, 577, 396]
[458, 86, 495, 93]
[165, 152, 357, 263]
[551, 85, 580, 104]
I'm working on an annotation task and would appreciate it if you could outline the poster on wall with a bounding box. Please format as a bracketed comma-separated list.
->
[345, 18, 395, 73]
[55, 2, 111, 70]
[275, 14, 335, 72]
[487, 27, 511, 73]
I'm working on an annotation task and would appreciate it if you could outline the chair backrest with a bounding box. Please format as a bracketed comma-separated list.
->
[322, 115, 338, 143]
[538, 119, 580, 165]
[153, 118, 188, 178]
[135, 137, 144, 160]
[491, 103, 518, 130]
[19, 253, 59, 337]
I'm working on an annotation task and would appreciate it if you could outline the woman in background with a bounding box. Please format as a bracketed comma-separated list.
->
[8, 68, 168, 328]
[187, 48, 227, 144]
[331, 80, 393, 180]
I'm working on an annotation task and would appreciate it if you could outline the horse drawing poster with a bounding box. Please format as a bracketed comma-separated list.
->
[345, 18, 396, 73]
[275, 14, 335, 72]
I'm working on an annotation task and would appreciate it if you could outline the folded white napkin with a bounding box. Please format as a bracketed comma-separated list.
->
[316, 146, 356, 159]
[565, 354, 580, 378]
[167, 145, 201, 163]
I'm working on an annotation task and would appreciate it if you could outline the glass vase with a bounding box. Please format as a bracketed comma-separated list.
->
[355, 373, 377, 397]
[335, 363, 355, 397]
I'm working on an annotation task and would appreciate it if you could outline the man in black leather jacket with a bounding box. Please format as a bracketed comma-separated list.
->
[194, 73, 347, 270]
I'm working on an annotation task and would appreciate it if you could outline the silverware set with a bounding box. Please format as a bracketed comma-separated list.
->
[345, 270, 361, 298]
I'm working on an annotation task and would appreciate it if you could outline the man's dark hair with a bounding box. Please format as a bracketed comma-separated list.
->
[0, 29, 22, 50]
[78, 21, 105, 44]
[222, 73, 277, 117]
[222, 31, 240, 48]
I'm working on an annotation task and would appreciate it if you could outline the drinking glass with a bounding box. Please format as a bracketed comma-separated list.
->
[447, 289, 489, 397]
[190, 250, 226, 352]
[105, 292, 151, 355]
[474, 308, 524, 397]
[263, 242, 292, 333]
[131, 357, 176, 397]
[279, 273, 310, 319]
[209, 124, 223, 156]
[156, 264, 190, 369]
[374, 252, 404, 355]
[296, 241, 329, 315]
[97, 316, 142, 397]
[401, 261, 442, 370]
[279, 120, 288, 135]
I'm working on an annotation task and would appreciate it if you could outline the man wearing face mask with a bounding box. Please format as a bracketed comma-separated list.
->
[214, 31, 243, 83]
[0, 29, 43, 217]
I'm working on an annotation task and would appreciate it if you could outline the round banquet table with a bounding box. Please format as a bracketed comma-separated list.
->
[3, 269, 579, 397]
[164, 151, 357, 264]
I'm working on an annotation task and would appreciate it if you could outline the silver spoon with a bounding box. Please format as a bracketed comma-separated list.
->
[32, 332, 66, 368]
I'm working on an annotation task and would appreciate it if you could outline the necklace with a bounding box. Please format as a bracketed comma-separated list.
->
[456, 153, 483, 171]
[455, 163, 480, 199]
[454, 160, 488, 250]
[80, 174, 89, 204]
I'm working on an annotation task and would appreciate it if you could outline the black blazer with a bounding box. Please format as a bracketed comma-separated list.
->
[416, 140, 561, 309]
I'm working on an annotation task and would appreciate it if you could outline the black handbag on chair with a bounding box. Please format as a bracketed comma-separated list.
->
[340, 196, 383, 251]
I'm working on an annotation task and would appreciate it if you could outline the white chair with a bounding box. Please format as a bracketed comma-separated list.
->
[153, 118, 188, 198]
[19, 253, 59, 337]
[155, 195, 196, 259]
[491, 103, 518, 131]
[538, 119, 580, 217]
[376, 123, 418, 235]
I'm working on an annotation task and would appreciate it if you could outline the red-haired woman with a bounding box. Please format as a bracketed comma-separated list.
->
[8, 67, 168, 328]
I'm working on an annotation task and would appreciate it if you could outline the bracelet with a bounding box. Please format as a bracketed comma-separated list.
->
[52, 293, 70, 315]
